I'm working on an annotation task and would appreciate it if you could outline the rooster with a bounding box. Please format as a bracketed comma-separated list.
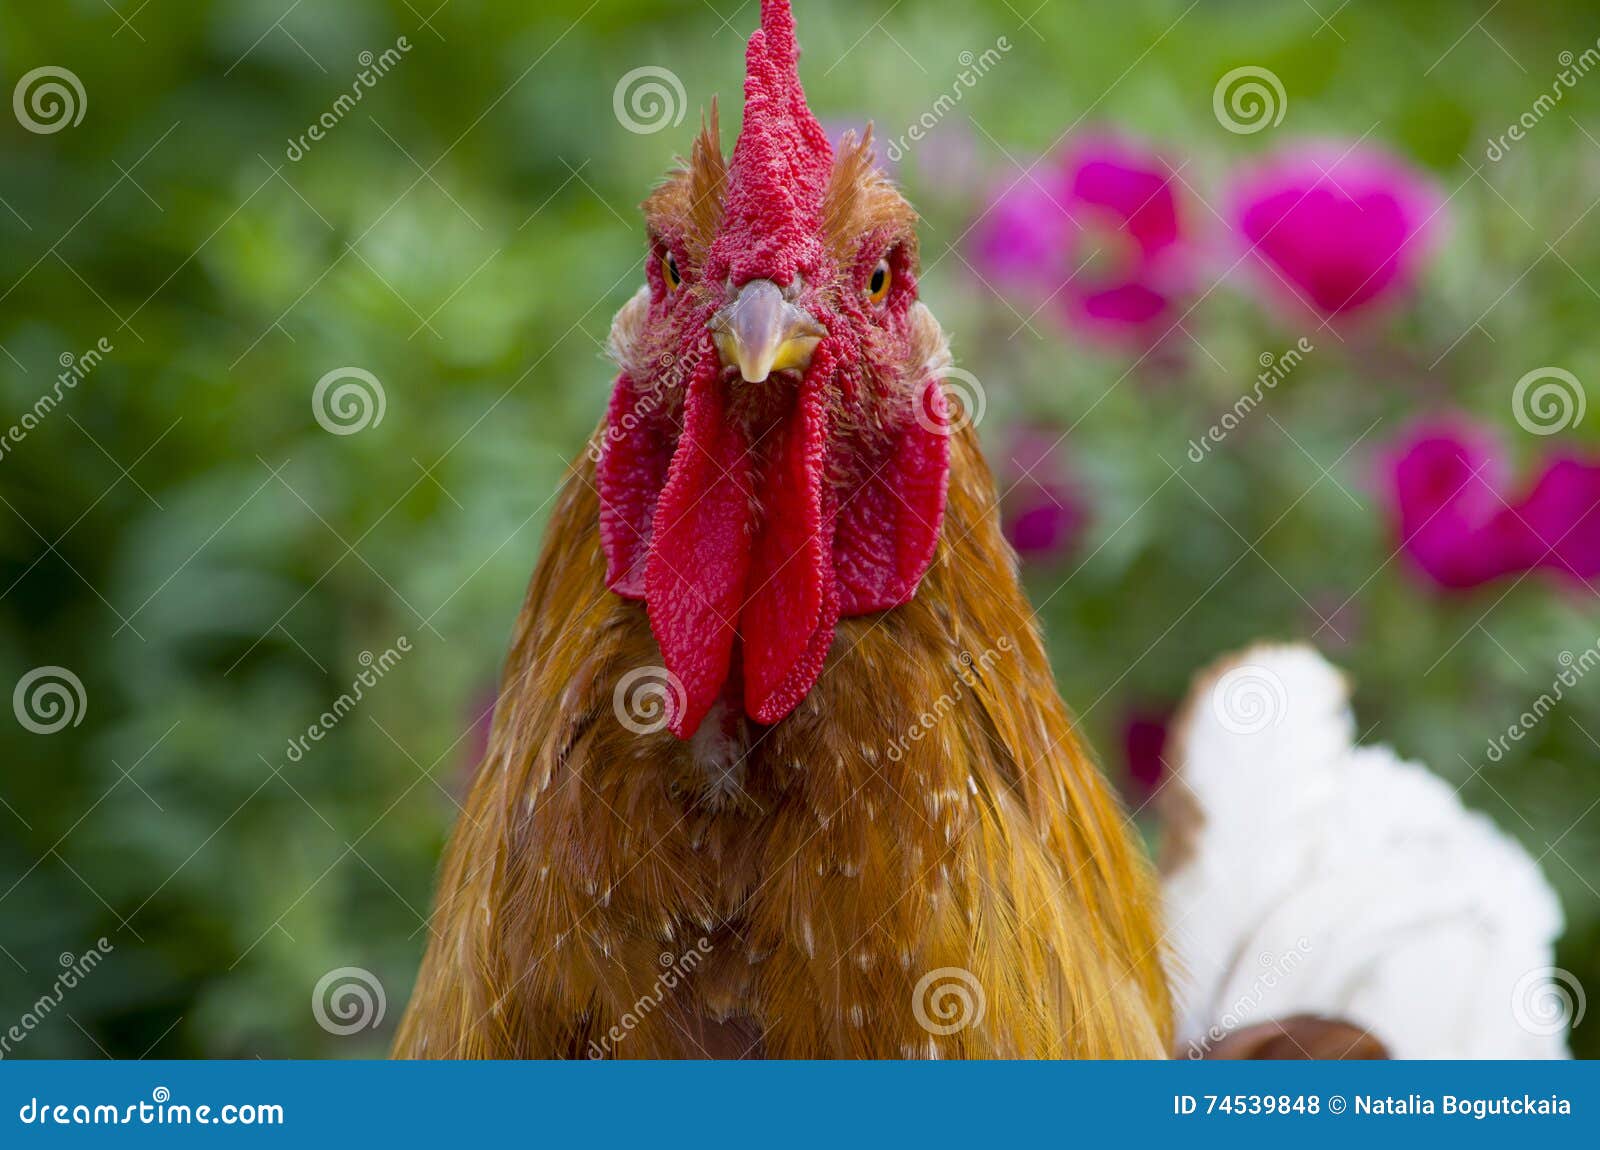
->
[395, 0, 1171, 1058]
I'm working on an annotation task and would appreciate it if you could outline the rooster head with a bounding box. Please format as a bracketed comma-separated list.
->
[598, 0, 952, 738]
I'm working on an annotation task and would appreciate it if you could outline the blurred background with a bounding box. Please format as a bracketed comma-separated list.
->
[1, 0, 1596, 1058]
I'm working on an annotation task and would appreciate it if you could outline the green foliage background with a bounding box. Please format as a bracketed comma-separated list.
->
[0, 0, 1596, 1057]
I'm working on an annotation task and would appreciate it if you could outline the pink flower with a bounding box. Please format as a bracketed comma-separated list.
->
[1388, 423, 1600, 590]
[1232, 145, 1442, 319]
[1121, 708, 1172, 802]
[975, 136, 1185, 338]
[998, 429, 1089, 563]
[1518, 455, 1600, 582]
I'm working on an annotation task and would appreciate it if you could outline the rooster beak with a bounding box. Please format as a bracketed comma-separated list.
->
[711, 280, 825, 384]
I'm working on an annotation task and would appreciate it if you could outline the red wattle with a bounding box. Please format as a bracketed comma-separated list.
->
[597, 372, 677, 597]
[833, 378, 950, 614]
[740, 364, 838, 723]
[642, 361, 754, 739]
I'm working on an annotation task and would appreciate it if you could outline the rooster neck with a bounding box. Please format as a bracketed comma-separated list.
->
[396, 425, 1171, 1058]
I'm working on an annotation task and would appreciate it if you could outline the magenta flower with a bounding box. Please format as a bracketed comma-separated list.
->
[1388, 423, 1600, 590]
[1121, 708, 1172, 802]
[1232, 145, 1442, 319]
[975, 136, 1186, 338]
[998, 429, 1090, 563]
[1518, 455, 1600, 582]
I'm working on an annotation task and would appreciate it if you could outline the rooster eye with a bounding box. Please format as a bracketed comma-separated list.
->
[867, 258, 892, 303]
[662, 252, 683, 292]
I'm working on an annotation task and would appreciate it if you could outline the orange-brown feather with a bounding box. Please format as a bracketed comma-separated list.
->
[394, 427, 1172, 1059]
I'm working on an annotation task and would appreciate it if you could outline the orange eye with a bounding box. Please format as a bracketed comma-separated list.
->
[662, 252, 683, 291]
[867, 258, 892, 303]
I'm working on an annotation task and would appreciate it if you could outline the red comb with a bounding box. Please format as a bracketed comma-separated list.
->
[717, 0, 834, 285]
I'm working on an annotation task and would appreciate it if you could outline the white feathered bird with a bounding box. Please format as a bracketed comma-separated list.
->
[1160, 643, 1572, 1059]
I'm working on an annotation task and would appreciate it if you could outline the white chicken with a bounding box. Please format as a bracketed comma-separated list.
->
[1161, 643, 1573, 1059]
